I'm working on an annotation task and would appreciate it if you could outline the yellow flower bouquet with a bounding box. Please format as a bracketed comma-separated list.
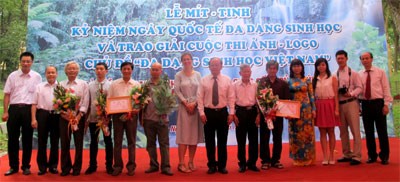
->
[53, 82, 80, 132]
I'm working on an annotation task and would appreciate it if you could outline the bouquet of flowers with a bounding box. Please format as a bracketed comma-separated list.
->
[152, 74, 178, 124]
[256, 86, 279, 129]
[94, 84, 110, 136]
[130, 82, 151, 110]
[120, 81, 151, 121]
[53, 82, 81, 132]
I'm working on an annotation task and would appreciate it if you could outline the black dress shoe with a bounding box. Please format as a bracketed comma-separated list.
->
[207, 167, 217, 174]
[161, 169, 173, 176]
[337, 157, 352, 162]
[366, 158, 377, 164]
[49, 168, 58, 174]
[111, 170, 121, 176]
[350, 159, 361, 165]
[238, 166, 246, 173]
[72, 170, 80, 176]
[247, 166, 260, 172]
[4, 169, 18, 176]
[218, 168, 228, 174]
[381, 160, 389, 165]
[144, 167, 159, 173]
[106, 168, 114, 175]
[84, 167, 97, 175]
[127, 170, 135, 176]
[38, 170, 46, 175]
[22, 169, 31, 175]
[60, 171, 70, 176]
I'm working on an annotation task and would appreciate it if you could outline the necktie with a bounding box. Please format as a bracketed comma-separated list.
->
[212, 76, 219, 106]
[100, 83, 104, 93]
[365, 70, 371, 100]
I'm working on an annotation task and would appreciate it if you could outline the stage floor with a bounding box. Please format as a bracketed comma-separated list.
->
[1, 138, 399, 181]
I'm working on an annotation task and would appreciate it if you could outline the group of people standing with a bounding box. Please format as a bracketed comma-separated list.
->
[2, 49, 392, 177]
[2, 53, 174, 177]
[258, 50, 392, 168]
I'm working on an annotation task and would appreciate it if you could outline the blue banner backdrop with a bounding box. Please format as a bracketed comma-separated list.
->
[27, 0, 394, 148]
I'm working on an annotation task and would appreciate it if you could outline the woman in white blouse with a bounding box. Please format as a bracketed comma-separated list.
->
[312, 58, 340, 165]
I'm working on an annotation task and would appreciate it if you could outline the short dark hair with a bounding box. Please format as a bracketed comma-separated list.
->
[335, 50, 348, 58]
[120, 62, 133, 70]
[359, 52, 373, 59]
[266, 60, 279, 70]
[20, 52, 34, 61]
[289, 59, 305, 78]
[96, 62, 108, 70]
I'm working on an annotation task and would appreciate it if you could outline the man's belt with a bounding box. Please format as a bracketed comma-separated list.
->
[10, 104, 31, 108]
[339, 98, 357, 105]
[235, 105, 257, 111]
[360, 98, 384, 104]
[205, 107, 227, 112]
[37, 108, 57, 114]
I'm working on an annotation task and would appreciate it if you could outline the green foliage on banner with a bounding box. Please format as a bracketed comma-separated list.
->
[27, 2, 64, 51]
[346, 22, 388, 71]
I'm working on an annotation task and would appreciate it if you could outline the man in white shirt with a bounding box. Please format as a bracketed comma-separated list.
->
[59, 61, 89, 176]
[85, 62, 113, 175]
[334, 50, 363, 165]
[108, 62, 140, 176]
[233, 64, 260, 173]
[197, 57, 235, 174]
[358, 52, 393, 165]
[2, 52, 42, 176]
[31, 66, 60, 175]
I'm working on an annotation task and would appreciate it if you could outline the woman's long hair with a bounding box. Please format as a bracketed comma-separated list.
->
[312, 58, 331, 90]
